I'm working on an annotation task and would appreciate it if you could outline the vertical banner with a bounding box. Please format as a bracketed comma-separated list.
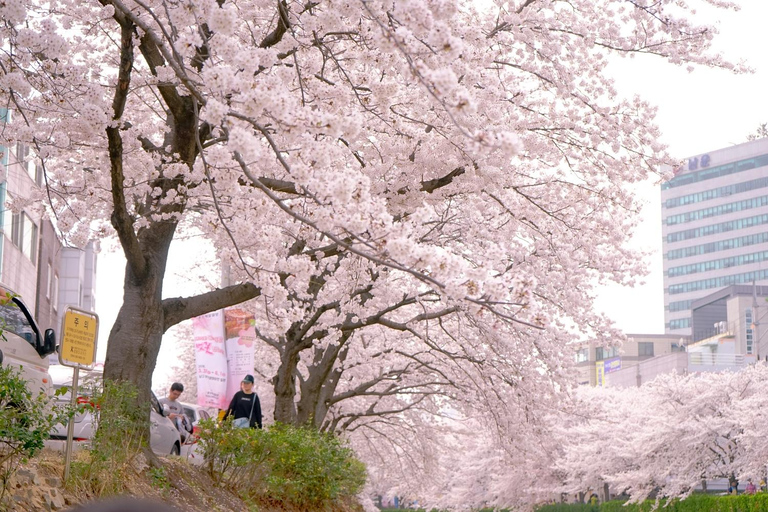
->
[224, 307, 256, 399]
[595, 360, 605, 387]
[192, 310, 229, 409]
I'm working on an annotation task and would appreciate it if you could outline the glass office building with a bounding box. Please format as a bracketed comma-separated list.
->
[662, 137, 768, 337]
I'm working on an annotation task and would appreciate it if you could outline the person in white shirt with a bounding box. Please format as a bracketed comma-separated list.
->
[159, 382, 192, 442]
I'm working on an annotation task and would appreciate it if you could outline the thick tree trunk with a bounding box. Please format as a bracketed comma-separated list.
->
[296, 344, 348, 428]
[273, 345, 300, 424]
[103, 247, 168, 404]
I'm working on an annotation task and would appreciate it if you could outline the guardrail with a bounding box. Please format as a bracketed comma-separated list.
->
[688, 352, 746, 366]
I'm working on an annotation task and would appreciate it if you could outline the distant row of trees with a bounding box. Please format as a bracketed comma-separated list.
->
[429, 364, 768, 509]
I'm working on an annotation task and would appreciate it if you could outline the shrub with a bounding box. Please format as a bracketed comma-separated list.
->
[537, 494, 768, 512]
[197, 419, 367, 509]
[68, 380, 147, 496]
[197, 416, 269, 487]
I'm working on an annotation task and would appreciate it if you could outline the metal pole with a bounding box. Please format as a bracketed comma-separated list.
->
[63, 367, 80, 481]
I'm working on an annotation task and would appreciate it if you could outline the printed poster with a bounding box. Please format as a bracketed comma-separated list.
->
[192, 310, 229, 409]
[224, 307, 256, 399]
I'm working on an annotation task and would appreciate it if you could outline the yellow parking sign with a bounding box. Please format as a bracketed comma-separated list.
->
[59, 307, 99, 368]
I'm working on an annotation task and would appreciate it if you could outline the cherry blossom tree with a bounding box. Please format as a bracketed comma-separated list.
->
[0, 0, 744, 471]
[552, 365, 768, 505]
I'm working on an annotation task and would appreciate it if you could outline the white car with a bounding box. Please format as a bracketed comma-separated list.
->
[177, 401, 215, 465]
[0, 286, 57, 396]
[46, 366, 181, 456]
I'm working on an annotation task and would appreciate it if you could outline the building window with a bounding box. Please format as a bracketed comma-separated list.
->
[667, 318, 691, 330]
[10, 213, 19, 246]
[746, 309, 754, 355]
[595, 346, 618, 361]
[668, 300, 693, 312]
[664, 174, 768, 209]
[9, 213, 38, 263]
[662, 153, 768, 191]
[667, 232, 768, 261]
[665, 195, 768, 226]
[46, 263, 52, 299]
[668, 269, 768, 295]
[667, 250, 768, 278]
[52, 275, 58, 312]
[638, 342, 654, 357]
[34, 162, 43, 186]
[666, 213, 768, 244]
[14, 143, 42, 186]
[575, 348, 589, 363]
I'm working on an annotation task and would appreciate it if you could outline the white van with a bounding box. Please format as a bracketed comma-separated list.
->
[0, 286, 56, 396]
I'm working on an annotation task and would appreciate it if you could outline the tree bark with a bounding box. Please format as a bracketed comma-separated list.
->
[273, 342, 300, 424]
[103, 256, 166, 404]
[296, 341, 349, 428]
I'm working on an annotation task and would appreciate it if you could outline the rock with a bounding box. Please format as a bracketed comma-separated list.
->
[133, 453, 149, 473]
[15, 467, 40, 485]
[46, 476, 62, 487]
[45, 489, 66, 510]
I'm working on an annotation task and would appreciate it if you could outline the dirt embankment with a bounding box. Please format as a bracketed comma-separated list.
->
[5, 450, 359, 512]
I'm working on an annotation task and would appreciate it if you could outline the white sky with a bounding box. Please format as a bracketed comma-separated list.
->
[92, 2, 768, 379]
[593, 1, 768, 334]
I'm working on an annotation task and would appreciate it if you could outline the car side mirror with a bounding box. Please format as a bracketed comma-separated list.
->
[41, 329, 56, 356]
[162, 403, 171, 417]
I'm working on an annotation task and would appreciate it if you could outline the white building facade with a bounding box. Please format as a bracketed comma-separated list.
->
[662, 137, 768, 337]
[0, 109, 44, 308]
[0, 108, 97, 341]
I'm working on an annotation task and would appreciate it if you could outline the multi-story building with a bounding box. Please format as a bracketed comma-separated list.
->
[598, 286, 768, 389]
[0, 109, 97, 347]
[689, 284, 768, 358]
[0, 114, 44, 308]
[662, 137, 768, 337]
[35, 218, 63, 333]
[575, 334, 687, 386]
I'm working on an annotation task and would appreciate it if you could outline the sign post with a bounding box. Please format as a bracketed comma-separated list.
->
[58, 306, 99, 481]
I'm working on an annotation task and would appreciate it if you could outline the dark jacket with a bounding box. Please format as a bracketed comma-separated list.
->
[224, 390, 262, 428]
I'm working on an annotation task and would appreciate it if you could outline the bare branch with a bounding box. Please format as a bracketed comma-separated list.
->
[162, 283, 261, 330]
[260, 0, 291, 49]
[106, 18, 147, 279]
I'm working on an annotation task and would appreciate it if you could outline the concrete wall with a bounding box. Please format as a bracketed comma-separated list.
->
[605, 352, 689, 388]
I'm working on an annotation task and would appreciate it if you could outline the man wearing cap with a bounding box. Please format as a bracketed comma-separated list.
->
[224, 374, 262, 429]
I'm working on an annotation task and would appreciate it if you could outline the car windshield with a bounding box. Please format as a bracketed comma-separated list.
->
[0, 298, 35, 346]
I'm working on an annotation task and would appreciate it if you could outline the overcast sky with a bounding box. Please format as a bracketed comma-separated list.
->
[93, 2, 768, 368]
[593, 1, 768, 334]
